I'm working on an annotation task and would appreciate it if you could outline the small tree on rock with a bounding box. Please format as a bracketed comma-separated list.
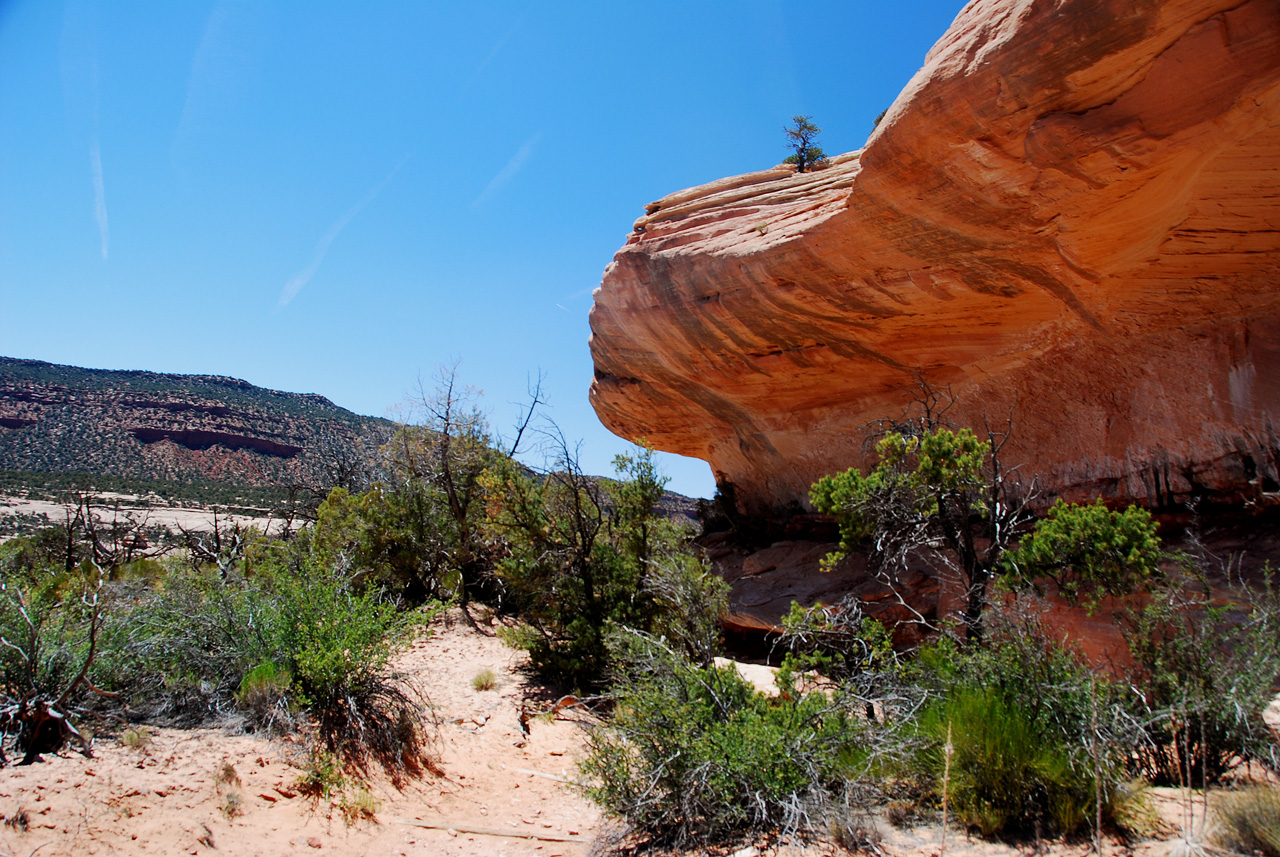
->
[783, 115, 827, 173]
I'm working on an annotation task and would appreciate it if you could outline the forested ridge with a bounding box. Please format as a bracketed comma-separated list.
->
[0, 356, 392, 500]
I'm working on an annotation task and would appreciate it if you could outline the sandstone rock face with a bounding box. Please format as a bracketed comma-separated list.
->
[589, 0, 1280, 514]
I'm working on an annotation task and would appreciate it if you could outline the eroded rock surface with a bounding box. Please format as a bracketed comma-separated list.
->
[590, 0, 1280, 513]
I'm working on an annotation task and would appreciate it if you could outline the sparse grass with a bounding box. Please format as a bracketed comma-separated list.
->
[296, 747, 381, 825]
[297, 748, 348, 804]
[884, 798, 924, 829]
[221, 791, 244, 819]
[339, 787, 381, 824]
[237, 661, 290, 708]
[3, 808, 29, 832]
[1215, 786, 1280, 857]
[471, 668, 497, 691]
[1112, 779, 1162, 838]
[120, 726, 151, 750]
[215, 761, 241, 790]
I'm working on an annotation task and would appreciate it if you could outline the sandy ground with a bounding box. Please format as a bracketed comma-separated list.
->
[0, 494, 284, 541]
[0, 609, 602, 857]
[0, 609, 1273, 857]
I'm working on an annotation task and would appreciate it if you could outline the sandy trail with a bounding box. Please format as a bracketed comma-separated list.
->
[0, 609, 602, 857]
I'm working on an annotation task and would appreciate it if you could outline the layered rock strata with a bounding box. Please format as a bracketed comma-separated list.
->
[589, 0, 1280, 513]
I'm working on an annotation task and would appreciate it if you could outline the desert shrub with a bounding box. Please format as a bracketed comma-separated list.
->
[1003, 502, 1277, 786]
[311, 484, 463, 604]
[582, 630, 866, 848]
[918, 686, 1095, 837]
[905, 595, 1138, 838]
[104, 562, 280, 720]
[0, 562, 97, 704]
[778, 597, 895, 683]
[1215, 786, 1280, 857]
[642, 553, 729, 667]
[374, 364, 513, 605]
[1121, 563, 1280, 784]
[909, 595, 1120, 736]
[484, 442, 696, 688]
[268, 565, 408, 708]
[230, 547, 437, 775]
[0, 551, 117, 762]
[0, 513, 439, 775]
[471, 668, 497, 691]
[100, 538, 437, 775]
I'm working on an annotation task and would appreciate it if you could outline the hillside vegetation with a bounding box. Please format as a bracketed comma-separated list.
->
[0, 356, 391, 501]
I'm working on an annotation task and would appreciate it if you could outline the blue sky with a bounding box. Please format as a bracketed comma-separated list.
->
[0, 0, 967, 498]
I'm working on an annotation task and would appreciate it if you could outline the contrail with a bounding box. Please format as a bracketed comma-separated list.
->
[471, 133, 540, 209]
[61, 5, 108, 261]
[277, 153, 411, 309]
[90, 135, 108, 260]
[172, 2, 262, 167]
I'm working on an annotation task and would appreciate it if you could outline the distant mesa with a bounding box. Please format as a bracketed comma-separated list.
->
[0, 356, 389, 490]
[589, 0, 1280, 514]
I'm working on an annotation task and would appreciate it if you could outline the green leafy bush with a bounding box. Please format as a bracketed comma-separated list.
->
[582, 630, 863, 847]
[224, 544, 436, 774]
[778, 597, 895, 683]
[1004, 499, 1162, 612]
[484, 442, 694, 688]
[810, 427, 1033, 640]
[642, 553, 729, 667]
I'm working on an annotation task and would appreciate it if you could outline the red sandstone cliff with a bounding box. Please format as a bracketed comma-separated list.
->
[589, 0, 1280, 513]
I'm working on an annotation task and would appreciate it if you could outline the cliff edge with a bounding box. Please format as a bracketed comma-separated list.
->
[589, 0, 1280, 513]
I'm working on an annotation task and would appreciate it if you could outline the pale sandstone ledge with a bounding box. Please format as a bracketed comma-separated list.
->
[589, 0, 1280, 514]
